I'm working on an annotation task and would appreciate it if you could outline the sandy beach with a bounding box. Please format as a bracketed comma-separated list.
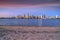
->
[0, 26, 60, 31]
[0, 26, 60, 40]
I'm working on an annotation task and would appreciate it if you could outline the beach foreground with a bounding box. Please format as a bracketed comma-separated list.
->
[0, 26, 60, 40]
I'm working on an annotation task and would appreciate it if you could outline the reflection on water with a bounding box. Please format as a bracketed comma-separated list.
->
[0, 19, 60, 26]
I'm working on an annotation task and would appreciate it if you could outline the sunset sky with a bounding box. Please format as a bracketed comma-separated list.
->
[0, 0, 60, 17]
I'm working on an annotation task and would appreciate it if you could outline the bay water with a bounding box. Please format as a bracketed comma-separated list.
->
[0, 19, 60, 26]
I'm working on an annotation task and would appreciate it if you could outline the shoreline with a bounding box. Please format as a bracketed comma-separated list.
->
[0, 26, 60, 32]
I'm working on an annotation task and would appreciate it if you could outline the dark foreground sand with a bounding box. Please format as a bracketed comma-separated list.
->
[0, 26, 60, 40]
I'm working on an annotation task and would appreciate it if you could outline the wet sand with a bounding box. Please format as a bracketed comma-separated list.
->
[0, 26, 60, 40]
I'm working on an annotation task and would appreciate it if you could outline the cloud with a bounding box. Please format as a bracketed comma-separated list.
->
[0, 0, 60, 5]
[0, 0, 59, 8]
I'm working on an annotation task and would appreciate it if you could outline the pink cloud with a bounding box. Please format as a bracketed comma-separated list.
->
[0, 2, 59, 8]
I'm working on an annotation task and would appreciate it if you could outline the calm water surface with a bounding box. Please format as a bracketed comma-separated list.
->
[0, 19, 60, 26]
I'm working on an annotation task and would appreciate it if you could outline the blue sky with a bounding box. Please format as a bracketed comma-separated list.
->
[0, 3, 60, 17]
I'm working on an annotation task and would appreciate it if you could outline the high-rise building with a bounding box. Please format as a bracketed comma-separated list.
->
[23, 13, 29, 19]
[40, 14, 46, 19]
[56, 15, 58, 18]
